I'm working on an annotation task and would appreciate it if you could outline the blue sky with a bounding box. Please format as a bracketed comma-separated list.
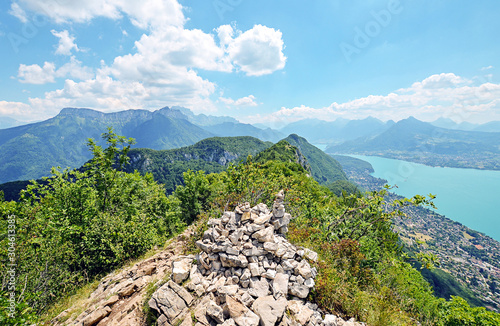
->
[1, 0, 499, 127]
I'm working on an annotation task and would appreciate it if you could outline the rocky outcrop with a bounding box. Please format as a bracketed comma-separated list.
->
[148, 190, 366, 326]
[51, 232, 196, 326]
[53, 191, 365, 326]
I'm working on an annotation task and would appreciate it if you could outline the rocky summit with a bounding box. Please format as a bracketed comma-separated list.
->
[148, 190, 365, 326]
[53, 190, 365, 326]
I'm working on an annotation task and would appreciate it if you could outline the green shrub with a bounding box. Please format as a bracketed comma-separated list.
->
[439, 296, 500, 326]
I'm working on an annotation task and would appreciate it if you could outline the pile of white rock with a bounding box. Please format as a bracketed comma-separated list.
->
[148, 191, 365, 326]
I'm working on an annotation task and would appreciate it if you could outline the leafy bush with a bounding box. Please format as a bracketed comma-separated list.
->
[0, 290, 37, 326]
[439, 296, 500, 325]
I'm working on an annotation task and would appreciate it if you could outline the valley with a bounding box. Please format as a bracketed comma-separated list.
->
[326, 117, 500, 171]
[335, 154, 500, 312]
[1, 107, 500, 324]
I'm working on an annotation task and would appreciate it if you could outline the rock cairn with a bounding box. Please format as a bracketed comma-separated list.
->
[148, 191, 365, 326]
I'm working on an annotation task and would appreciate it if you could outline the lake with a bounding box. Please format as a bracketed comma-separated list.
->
[349, 155, 500, 242]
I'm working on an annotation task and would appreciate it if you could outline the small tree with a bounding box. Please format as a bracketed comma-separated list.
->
[85, 127, 136, 211]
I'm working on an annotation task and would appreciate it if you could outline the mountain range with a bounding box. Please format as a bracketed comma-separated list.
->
[431, 117, 500, 132]
[326, 117, 500, 170]
[0, 107, 282, 184]
[1, 134, 350, 200]
[116, 134, 347, 194]
[124, 136, 273, 193]
[2, 106, 500, 184]
[278, 117, 395, 145]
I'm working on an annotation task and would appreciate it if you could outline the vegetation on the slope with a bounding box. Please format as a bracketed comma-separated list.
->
[0, 129, 184, 319]
[418, 265, 484, 307]
[283, 134, 348, 184]
[326, 179, 361, 197]
[124, 136, 272, 193]
[253, 140, 311, 173]
[2, 129, 499, 325]
[0, 179, 43, 202]
[331, 154, 375, 174]
[0, 107, 214, 184]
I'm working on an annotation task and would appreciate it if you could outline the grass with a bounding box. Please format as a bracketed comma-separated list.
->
[40, 279, 100, 325]
[411, 232, 433, 242]
[143, 273, 171, 326]
[463, 231, 475, 240]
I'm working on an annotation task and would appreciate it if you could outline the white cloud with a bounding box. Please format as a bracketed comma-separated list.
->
[18, 62, 56, 84]
[15, 23, 285, 117]
[12, 0, 185, 29]
[55, 57, 94, 80]
[128, 26, 231, 72]
[411, 72, 469, 89]
[247, 73, 500, 126]
[18, 58, 93, 84]
[226, 24, 287, 76]
[216, 25, 234, 47]
[8, 2, 28, 23]
[23, 64, 218, 116]
[481, 65, 494, 71]
[220, 95, 258, 108]
[8, 0, 287, 120]
[51, 30, 79, 55]
[117, 0, 185, 29]
[0, 101, 32, 118]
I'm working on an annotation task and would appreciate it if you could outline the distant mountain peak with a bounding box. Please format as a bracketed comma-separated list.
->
[397, 116, 430, 126]
[155, 106, 189, 120]
[404, 116, 419, 122]
[172, 106, 238, 126]
[59, 107, 98, 116]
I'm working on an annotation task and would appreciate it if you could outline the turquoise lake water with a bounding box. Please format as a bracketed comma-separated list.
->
[348, 155, 500, 242]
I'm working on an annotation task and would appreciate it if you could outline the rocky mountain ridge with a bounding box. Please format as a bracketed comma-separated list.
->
[53, 191, 364, 326]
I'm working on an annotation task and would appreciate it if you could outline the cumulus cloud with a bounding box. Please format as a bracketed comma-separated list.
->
[18, 57, 93, 84]
[18, 62, 56, 84]
[117, 0, 185, 29]
[411, 72, 469, 89]
[226, 25, 287, 76]
[51, 30, 79, 55]
[0, 101, 32, 118]
[219, 95, 258, 108]
[127, 26, 231, 72]
[247, 73, 500, 126]
[55, 57, 94, 80]
[119, 24, 286, 76]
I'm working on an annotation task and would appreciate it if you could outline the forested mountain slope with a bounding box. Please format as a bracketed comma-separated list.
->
[0, 107, 213, 183]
